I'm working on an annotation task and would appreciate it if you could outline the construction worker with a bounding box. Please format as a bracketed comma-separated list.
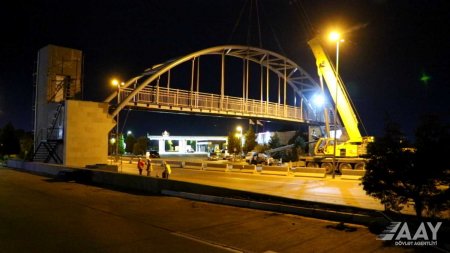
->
[137, 158, 144, 175]
[162, 161, 171, 179]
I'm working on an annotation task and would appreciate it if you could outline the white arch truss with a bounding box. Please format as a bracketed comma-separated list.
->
[104, 45, 321, 119]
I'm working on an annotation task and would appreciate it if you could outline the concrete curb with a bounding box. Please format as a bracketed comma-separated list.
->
[161, 190, 387, 226]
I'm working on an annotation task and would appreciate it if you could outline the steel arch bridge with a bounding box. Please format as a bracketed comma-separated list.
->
[104, 45, 324, 124]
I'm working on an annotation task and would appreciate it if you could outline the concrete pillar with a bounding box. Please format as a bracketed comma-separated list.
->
[159, 139, 165, 154]
[64, 100, 115, 167]
[179, 139, 187, 153]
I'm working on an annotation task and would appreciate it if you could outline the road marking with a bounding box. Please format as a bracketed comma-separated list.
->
[172, 231, 243, 252]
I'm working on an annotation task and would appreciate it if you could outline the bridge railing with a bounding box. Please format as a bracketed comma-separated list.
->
[121, 86, 309, 121]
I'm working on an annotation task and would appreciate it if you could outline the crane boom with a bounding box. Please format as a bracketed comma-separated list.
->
[307, 37, 362, 142]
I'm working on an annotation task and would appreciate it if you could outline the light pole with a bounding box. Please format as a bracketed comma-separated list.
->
[109, 137, 116, 157]
[329, 31, 342, 179]
[111, 79, 124, 160]
[236, 126, 243, 156]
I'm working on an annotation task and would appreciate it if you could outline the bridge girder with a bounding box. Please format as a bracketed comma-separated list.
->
[105, 45, 321, 118]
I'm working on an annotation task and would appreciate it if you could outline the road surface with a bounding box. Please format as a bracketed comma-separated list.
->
[1, 167, 414, 253]
[112, 158, 389, 211]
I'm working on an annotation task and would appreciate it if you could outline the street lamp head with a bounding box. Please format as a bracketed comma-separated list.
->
[312, 94, 325, 107]
[111, 79, 119, 86]
[236, 126, 243, 132]
[329, 31, 341, 42]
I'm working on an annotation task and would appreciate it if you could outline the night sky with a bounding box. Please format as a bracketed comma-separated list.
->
[1, 0, 449, 140]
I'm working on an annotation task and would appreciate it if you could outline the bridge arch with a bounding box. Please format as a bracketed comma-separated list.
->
[105, 45, 322, 122]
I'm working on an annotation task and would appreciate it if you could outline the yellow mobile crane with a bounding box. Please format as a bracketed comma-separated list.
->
[301, 37, 374, 173]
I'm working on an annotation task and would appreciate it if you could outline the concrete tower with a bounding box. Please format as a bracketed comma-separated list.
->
[33, 45, 83, 163]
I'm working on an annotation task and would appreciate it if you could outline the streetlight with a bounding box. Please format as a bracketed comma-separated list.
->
[329, 31, 343, 178]
[236, 126, 243, 156]
[111, 78, 124, 159]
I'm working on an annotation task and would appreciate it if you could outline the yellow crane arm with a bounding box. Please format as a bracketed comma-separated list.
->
[307, 37, 362, 142]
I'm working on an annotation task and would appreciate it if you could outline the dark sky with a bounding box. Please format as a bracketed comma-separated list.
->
[1, 0, 449, 140]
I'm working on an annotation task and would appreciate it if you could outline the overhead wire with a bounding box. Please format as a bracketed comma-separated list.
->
[292, 0, 315, 39]
[227, 0, 249, 44]
[255, 0, 263, 48]
[259, 1, 285, 55]
[246, 0, 253, 46]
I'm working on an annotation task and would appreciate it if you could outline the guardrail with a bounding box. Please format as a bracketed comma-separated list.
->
[123, 86, 310, 122]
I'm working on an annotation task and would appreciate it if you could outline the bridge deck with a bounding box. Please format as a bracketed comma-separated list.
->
[121, 86, 313, 122]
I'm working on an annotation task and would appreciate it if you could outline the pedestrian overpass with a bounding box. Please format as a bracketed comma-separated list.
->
[104, 45, 325, 124]
[31, 44, 328, 168]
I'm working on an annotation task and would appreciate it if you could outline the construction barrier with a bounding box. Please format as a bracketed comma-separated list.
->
[229, 164, 256, 174]
[289, 161, 306, 168]
[184, 161, 203, 170]
[260, 165, 289, 176]
[291, 167, 326, 178]
[341, 169, 365, 180]
[204, 163, 229, 172]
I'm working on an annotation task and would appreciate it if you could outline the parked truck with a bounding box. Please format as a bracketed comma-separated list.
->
[297, 36, 374, 173]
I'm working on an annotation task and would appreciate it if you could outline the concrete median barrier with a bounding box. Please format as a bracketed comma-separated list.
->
[184, 161, 203, 170]
[229, 164, 256, 173]
[289, 161, 306, 168]
[260, 165, 289, 176]
[291, 167, 326, 178]
[341, 169, 365, 180]
[166, 160, 183, 168]
[204, 163, 229, 172]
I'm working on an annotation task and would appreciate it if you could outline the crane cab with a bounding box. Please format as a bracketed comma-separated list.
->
[313, 137, 362, 157]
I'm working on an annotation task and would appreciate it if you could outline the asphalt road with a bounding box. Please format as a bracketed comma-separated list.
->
[1, 167, 413, 253]
[113, 157, 399, 213]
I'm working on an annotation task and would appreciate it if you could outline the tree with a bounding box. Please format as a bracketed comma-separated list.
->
[18, 131, 34, 159]
[268, 133, 281, 149]
[118, 134, 125, 155]
[133, 136, 149, 155]
[227, 131, 240, 155]
[283, 131, 308, 162]
[125, 134, 136, 154]
[243, 127, 257, 152]
[413, 114, 450, 217]
[0, 122, 21, 156]
[362, 115, 450, 218]
[268, 133, 282, 159]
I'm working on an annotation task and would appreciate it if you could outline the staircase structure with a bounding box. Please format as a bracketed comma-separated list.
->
[31, 45, 83, 164]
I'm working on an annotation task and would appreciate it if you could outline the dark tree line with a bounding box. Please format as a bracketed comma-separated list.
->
[362, 114, 450, 219]
[0, 122, 33, 159]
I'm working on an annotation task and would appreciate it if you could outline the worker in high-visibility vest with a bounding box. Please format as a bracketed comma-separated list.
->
[162, 161, 171, 179]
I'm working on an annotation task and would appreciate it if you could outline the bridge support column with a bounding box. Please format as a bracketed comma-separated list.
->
[64, 100, 115, 167]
